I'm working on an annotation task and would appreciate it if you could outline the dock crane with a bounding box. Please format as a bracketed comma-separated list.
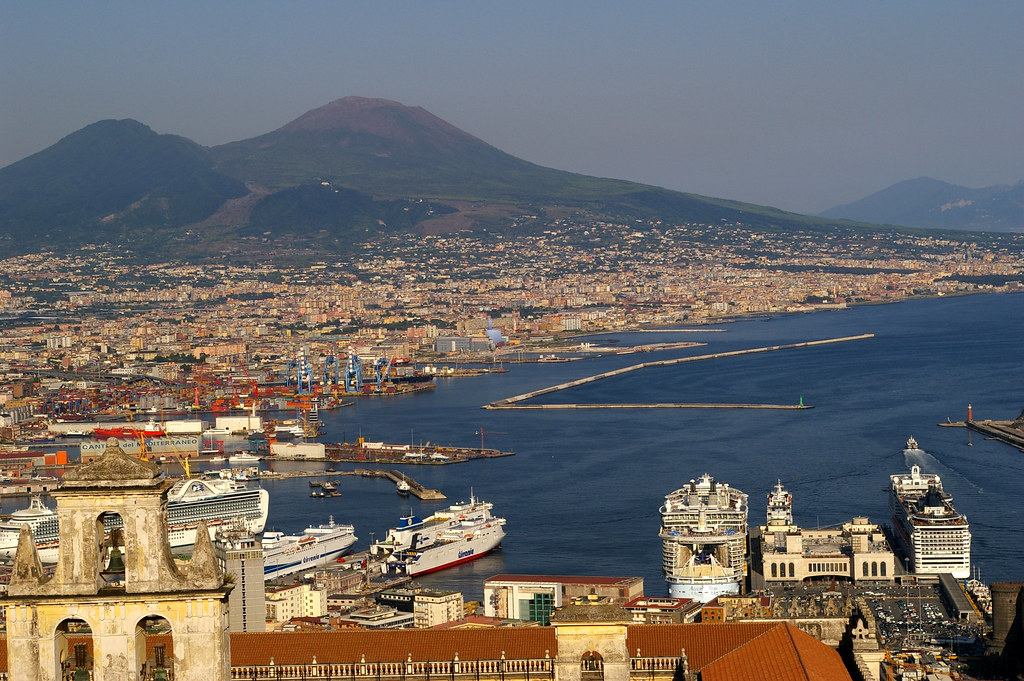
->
[344, 352, 363, 393]
[373, 356, 393, 392]
[476, 427, 507, 452]
[322, 354, 340, 390]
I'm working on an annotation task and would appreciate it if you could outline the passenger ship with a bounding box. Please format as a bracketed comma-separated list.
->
[261, 517, 357, 581]
[660, 473, 748, 602]
[370, 494, 505, 576]
[0, 477, 269, 564]
[889, 464, 971, 578]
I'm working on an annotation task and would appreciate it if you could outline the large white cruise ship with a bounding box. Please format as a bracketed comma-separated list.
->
[660, 474, 748, 602]
[889, 464, 970, 578]
[0, 477, 269, 564]
[370, 494, 505, 576]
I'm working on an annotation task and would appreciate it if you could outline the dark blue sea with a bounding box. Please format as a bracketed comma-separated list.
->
[57, 294, 1024, 600]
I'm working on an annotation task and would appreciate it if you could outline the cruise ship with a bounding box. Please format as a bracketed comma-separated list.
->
[370, 494, 505, 576]
[0, 477, 269, 564]
[889, 464, 970, 578]
[261, 517, 357, 581]
[660, 474, 748, 602]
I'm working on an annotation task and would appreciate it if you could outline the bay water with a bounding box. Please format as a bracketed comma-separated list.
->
[258, 293, 1024, 599]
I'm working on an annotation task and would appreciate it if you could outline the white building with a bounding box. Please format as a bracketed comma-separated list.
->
[265, 583, 327, 623]
[414, 589, 464, 628]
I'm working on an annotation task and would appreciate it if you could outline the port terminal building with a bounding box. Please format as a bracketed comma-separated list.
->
[757, 516, 897, 585]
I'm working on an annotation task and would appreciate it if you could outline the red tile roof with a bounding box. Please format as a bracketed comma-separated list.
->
[700, 623, 853, 681]
[0, 620, 851, 680]
[230, 628, 558, 666]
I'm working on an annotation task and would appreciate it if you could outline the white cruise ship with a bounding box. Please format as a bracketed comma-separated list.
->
[660, 473, 748, 602]
[370, 494, 505, 576]
[261, 517, 357, 581]
[0, 477, 269, 564]
[889, 464, 970, 578]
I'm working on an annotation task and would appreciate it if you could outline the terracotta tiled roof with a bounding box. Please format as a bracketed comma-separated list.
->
[230, 628, 558, 666]
[700, 623, 853, 681]
[0, 620, 851, 679]
[626, 622, 777, 668]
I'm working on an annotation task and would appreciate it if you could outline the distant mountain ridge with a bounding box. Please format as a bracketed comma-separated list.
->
[0, 96, 884, 257]
[0, 119, 247, 248]
[821, 177, 1024, 232]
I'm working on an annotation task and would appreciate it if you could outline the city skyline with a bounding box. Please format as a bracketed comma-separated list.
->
[3, 2, 1022, 215]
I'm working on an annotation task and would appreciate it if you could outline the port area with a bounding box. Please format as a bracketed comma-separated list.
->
[351, 469, 446, 500]
[323, 441, 513, 464]
[940, 417, 1024, 451]
[485, 334, 873, 409]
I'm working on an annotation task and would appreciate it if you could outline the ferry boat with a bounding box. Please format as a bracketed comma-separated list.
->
[228, 452, 262, 464]
[396, 477, 411, 497]
[0, 477, 269, 564]
[889, 464, 971, 578]
[261, 517, 357, 581]
[370, 493, 505, 576]
[660, 473, 748, 602]
[906, 436, 919, 450]
[92, 419, 166, 439]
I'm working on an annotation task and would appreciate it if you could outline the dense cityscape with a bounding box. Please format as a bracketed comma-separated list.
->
[1, 220, 1021, 385]
[0, 217, 1022, 679]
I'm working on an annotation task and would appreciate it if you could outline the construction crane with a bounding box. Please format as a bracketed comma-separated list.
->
[476, 428, 507, 452]
[236, 358, 259, 410]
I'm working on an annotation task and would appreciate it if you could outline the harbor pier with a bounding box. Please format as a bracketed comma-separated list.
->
[485, 334, 873, 409]
[354, 469, 447, 500]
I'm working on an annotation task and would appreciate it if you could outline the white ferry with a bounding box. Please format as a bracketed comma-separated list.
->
[0, 477, 269, 564]
[370, 494, 505, 576]
[262, 517, 357, 581]
[889, 464, 971, 578]
[659, 473, 748, 603]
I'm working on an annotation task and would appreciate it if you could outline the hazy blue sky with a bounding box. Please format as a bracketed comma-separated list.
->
[2, 2, 1021, 213]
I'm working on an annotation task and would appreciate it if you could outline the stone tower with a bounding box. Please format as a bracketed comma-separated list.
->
[3, 439, 232, 681]
[551, 604, 634, 681]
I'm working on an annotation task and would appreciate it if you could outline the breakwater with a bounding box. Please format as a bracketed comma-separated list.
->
[484, 334, 874, 409]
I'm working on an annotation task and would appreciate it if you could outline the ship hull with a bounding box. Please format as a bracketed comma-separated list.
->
[403, 528, 504, 576]
[263, 527, 357, 581]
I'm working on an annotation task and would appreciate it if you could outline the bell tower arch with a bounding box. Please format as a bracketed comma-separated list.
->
[3, 439, 232, 681]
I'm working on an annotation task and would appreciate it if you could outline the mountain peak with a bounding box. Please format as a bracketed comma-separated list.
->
[278, 96, 468, 144]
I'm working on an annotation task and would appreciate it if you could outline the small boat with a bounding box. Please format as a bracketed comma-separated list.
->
[320, 482, 341, 497]
[396, 477, 411, 497]
[228, 452, 261, 464]
[906, 436, 919, 450]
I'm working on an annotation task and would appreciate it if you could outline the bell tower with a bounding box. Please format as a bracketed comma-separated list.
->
[3, 439, 232, 681]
